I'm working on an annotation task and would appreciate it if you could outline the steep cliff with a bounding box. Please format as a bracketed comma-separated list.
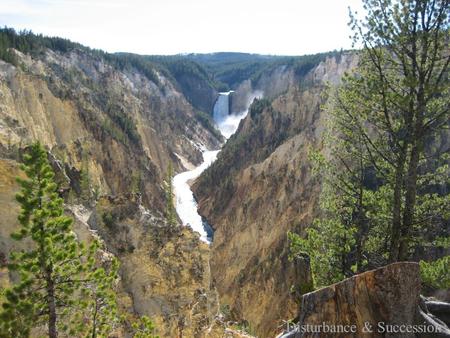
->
[193, 54, 358, 337]
[0, 47, 221, 201]
[0, 42, 228, 337]
[145, 55, 220, 114]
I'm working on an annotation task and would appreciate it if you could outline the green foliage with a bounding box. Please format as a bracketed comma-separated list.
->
[0, 31, 18, 65]
[288, 176, 358, 287]
[0, 27, 82, 65]
[106, 53, 160, 86]
[194, 110, 222, 140]
[145, 55, 224, 112]
[0, 142, 86, 337]
[294, 0, 449, 289]
[420, 256, 450, 290]
[131, 315, 159, 338]
[249, 98, 272, 118]
[105, 102, 141, 145]
[130, 171, 142, 194]
[101, 119, 128, 145]
[102, 211, 115, 229]
[0, 142, 120, 337]
[149, 56, 212, 85]
[186, 52, 274, 89]
[251, 51, 341, 85]
[289, 278, 314, 302]
[79, 255, 120, 337]
[101, 101, 142, 147]
[233, 320, 255, 336]
[187, 51, 343, 89]
[219, 304, 231, 320]
[291, 52, 339, 77]
[80, 147, 92, 203]
[346, 0, 450, 262]
[0, 27, 161, 87]
[213, 61, 266, 90]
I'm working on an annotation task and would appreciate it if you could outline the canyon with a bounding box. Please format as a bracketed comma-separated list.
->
[0, 30, 448, 338]
[0, 44, 343, 336]
[192, 53, 359, 337]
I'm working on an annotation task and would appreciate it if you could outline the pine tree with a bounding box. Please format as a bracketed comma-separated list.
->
[348, 0, 449, 262]
[80, 253, 120, 338]
[290, 0, 449, 287]
[0, 142, 114, 337]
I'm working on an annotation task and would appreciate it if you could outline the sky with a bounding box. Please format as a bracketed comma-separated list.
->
[0, 0, 365, 56]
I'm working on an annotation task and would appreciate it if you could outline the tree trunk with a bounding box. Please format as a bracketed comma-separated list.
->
[399, 140, 421, 261]
[389, 152, 406, 262]
[46, 269, 58, 338]
[399, 76, 425, 261]
[355, 155, 365, 272]
[91, 298, 99, 338]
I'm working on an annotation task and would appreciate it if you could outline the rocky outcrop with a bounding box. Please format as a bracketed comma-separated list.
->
[230, 67, 292, 114]
[0, 46, 225, 337]
[87, 195, 219, 337]
[0, 48, 221, 209]
[193, 54, 358, 337]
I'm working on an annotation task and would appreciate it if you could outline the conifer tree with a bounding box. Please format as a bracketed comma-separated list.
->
[0, 142, 113, 337]
[348, 0, 449, 262]
[290, 0, 449, 287]
[80, 253, 120, 338]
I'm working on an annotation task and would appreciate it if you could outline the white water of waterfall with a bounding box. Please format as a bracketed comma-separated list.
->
[213, 91, 248, 139]
[173, 91, 260, 243]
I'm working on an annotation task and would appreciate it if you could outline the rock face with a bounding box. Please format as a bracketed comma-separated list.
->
[88, 195, 219, 337]
[193, 53, 358, 337]
[230, 66, 293, 114]
[286, 263, 421, 338]
[0, 49, 221, 209]
[0, 47, 227, 337]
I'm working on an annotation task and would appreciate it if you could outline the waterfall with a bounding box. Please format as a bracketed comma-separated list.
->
[213, 90, 262, 139]
[173, 90, 262, 243]
[213, 91, 232, 123]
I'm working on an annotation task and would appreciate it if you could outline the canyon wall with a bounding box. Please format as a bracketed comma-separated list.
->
[193, 53, 358, 337]
[0, 48, 229, 337]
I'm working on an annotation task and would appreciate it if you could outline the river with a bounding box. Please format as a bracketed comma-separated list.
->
[172, 91, 259, 243]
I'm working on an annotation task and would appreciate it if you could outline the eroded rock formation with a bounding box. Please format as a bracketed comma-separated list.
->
[193, 54, 358, 337]
[0, 47, 226, 337]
